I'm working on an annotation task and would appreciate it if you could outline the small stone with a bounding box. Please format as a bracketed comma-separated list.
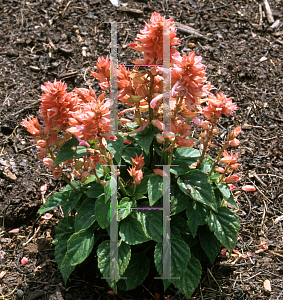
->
[17, 289, 24, 297]
[187, 42, 196, 48]
[264, 279, 271, 292]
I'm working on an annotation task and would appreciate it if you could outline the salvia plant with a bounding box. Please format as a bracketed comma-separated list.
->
[22, 12, 243, 299]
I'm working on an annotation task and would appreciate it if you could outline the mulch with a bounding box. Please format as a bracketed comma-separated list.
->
[0, 0, 283, 299]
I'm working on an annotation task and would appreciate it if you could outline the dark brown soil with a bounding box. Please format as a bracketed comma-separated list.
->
[0, 0, 283, 299]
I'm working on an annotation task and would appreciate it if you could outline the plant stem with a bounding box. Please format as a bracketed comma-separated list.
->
[161, 138, 169, 164]
[198, 116, 217, 167]
[135, 103, 142, 127]
[168, 141, 176, 165]
[62, 174, 80, 193]
[208, 141, 229, 177]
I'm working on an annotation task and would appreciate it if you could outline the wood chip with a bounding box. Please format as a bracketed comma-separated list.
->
[29, 66, 40, 71]
[262, 0, 274, 24]
[0, 271, 7, 279]
[3, 168, 17, 181]
[117, 7, 143, 14]
[264, 279, 271, 292]
[174, 22, 204, 38]
[273, 30, 283, 36]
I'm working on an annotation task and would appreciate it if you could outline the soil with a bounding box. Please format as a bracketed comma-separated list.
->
[0, 0, 283, 299]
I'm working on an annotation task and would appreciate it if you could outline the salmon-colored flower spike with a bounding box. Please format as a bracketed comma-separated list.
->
[39, 79, 78, 135]
[130, 12, 180, 65]
[203, 92, 237, 120]
[67, 92, 117, 142]
[220, 150, 238, 165]
[131, 153, 145, 170]
[21, 117, 42, 136]
[128, 167, 143, 185]
[90, 56, 110, 90]
[171, 51, 210, 107]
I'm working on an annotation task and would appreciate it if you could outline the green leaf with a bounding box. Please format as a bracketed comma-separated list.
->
[208, 207, 240, 251]
[121, 147, 143, 165]
[75, 197, 96, 232]
[104, 178, 111, 204]
[62, 192, 82, 216]
[200, 156, 214, 173]
[95, 195, 110, 229]
[61, 227, 94, 268]
[118, 197, 136, 222]
[217, 182, 238, 208]
[107, 135, 124, 165]
[54, 137, 88, 165]
[38, 191, 66, 214]
[117, 253, 150, 291]
[137, 210, 163, 242]
[198, 226, 221, 264]
[135, 175, 151, 195]
[39, 182, 82, 215]
[53, 217, 75, 284]
[97, 240, 131, 294]
[134, 128, 154, 155]
[171, 185, 190, 216]
[155, 238, 191, 278]
[148, 175, 163, 206]
[86, 182, 104, 198]
[124, 122, 139, 130]
[170, 159, 190, 176]
[173, 147, 200, 164]
[119, 213, 151, 245]
[186, 201, 210, 238]
[178, 170, 217, 211]
[173, 256, 202, 299]
[134, 193, 147, 200]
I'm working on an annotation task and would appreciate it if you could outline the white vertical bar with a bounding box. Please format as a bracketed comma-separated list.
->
[109, 165, 119, 279]
[110, 22, 119, 134]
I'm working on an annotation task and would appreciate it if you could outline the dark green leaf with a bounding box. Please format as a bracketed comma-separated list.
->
[134, 129, 154, 155]
[107, 135, 124, 165]
[75, 197, 96, 232]
[62, 191, 82, 216]
[154, 238, 191, 278]
[53, 217, 75, 284]
[119, 213, 151, 245]
[178, 170, 217, 211]
[54, 137, 88, 165]
[38, 191, 66, 214]
[200, 156, 214, 173]
[95, 195, 110, 229]
[61, 228, 94, 268]
[186, 201, 210, 238]
[198, 226, 221, 263]
[148, 175, 163, 206]
[173, 256, 202, 299]
[135, 175, 151, 195]
[117, 253, 150, 291]
[217, 182, 238, 208]
[171, 185, 190, 216]
[170, 159, 190, 175]
[173, 147, 200, 164]
[97, 240, 131, 294]
[118, 197, 137, 221]
[208, 207, 240, 251]
[137, 210, 163, 242]
[86, 182, 105, 198]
